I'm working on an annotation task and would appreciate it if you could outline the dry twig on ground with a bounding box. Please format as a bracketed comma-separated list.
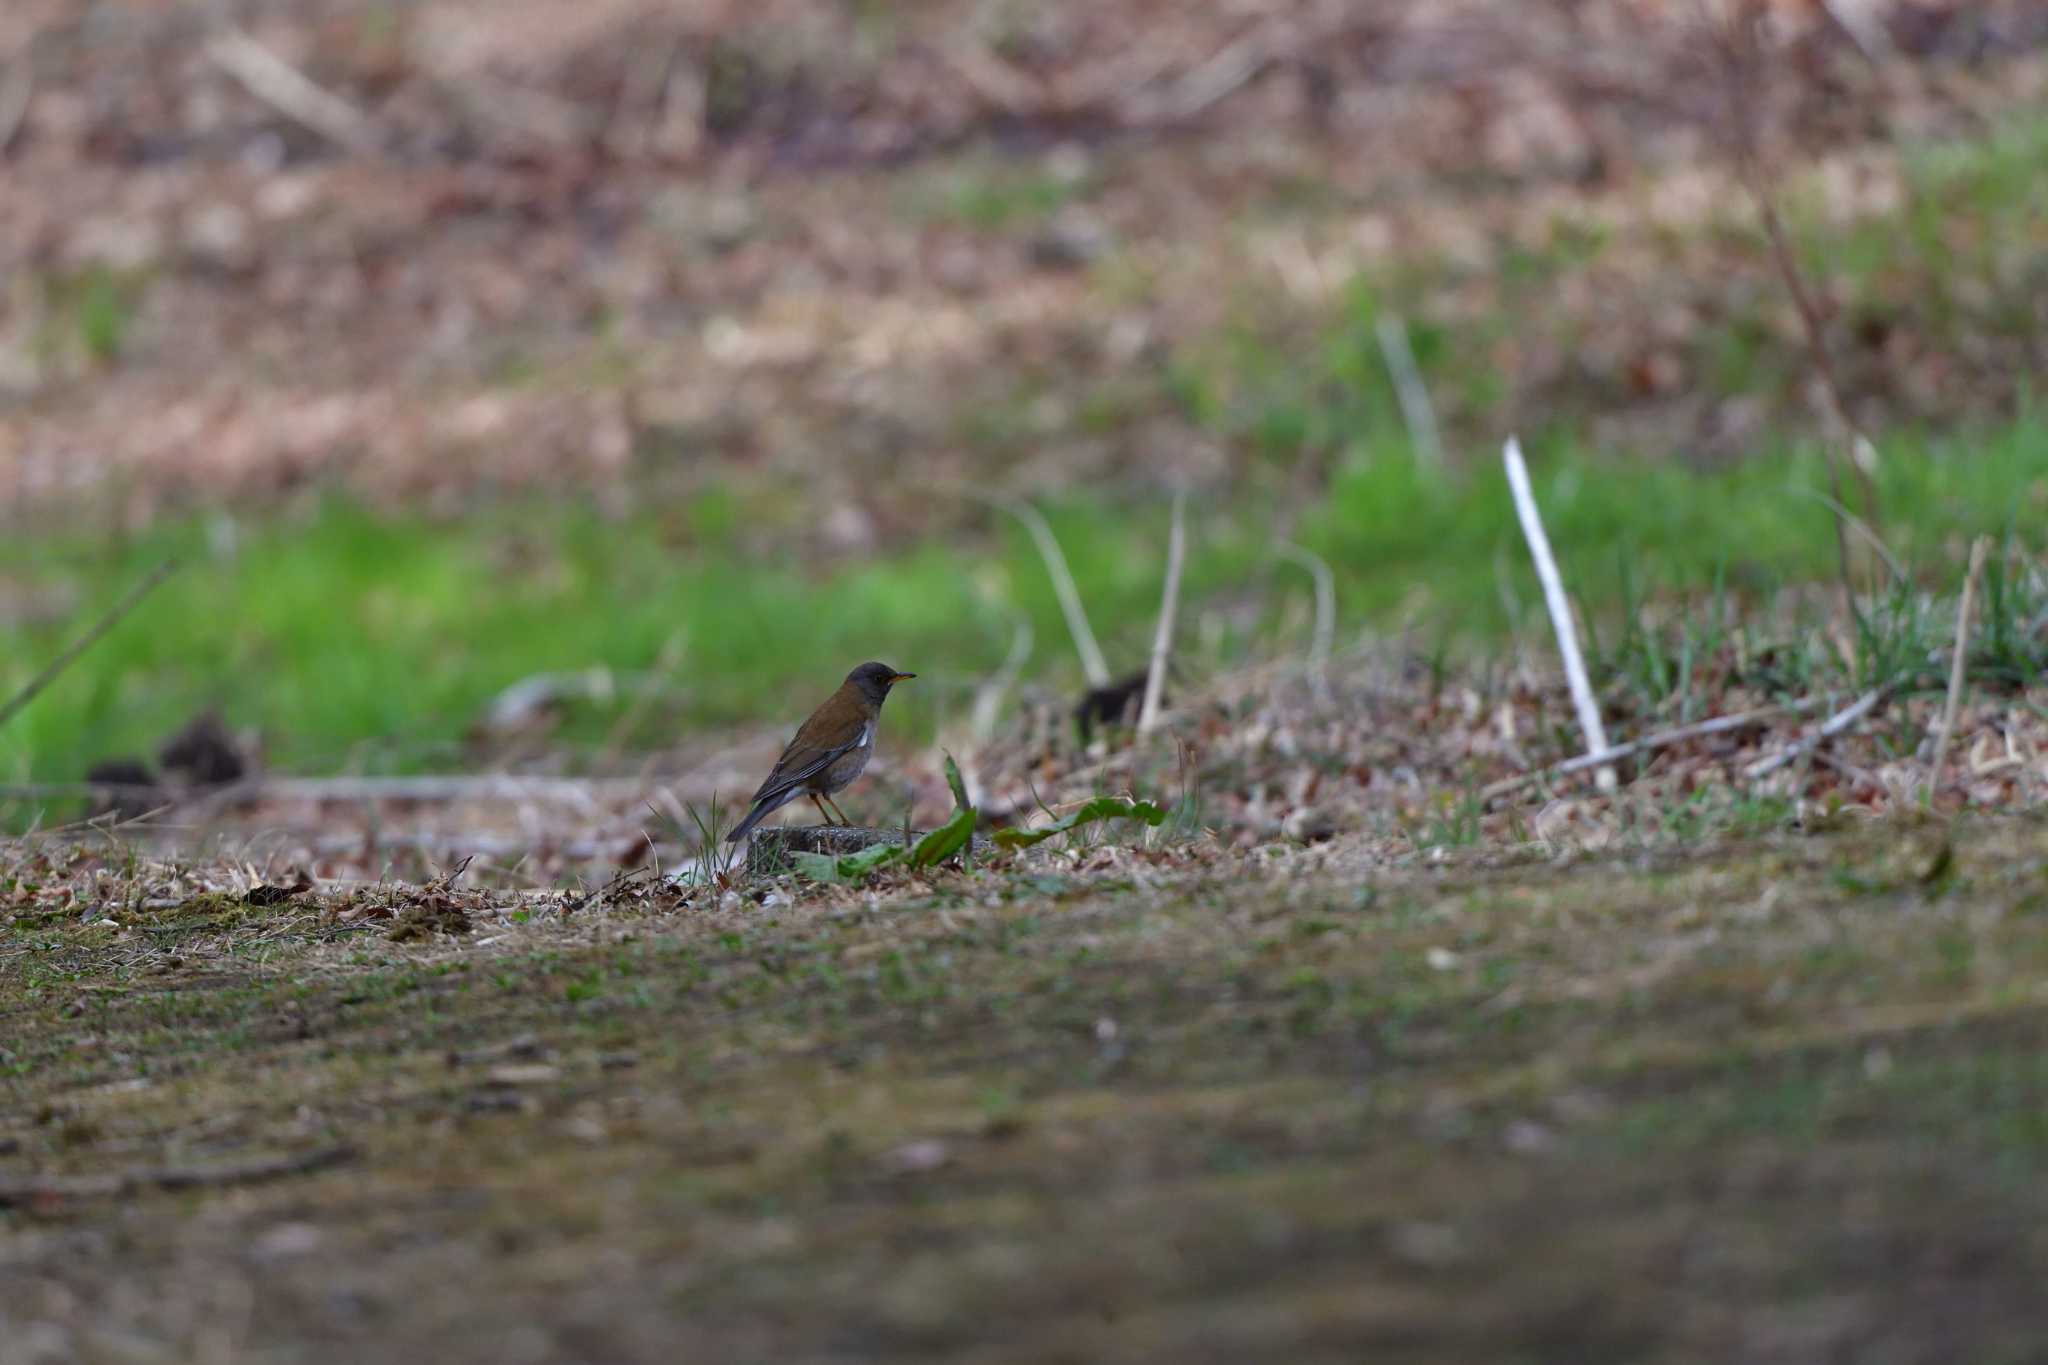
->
[206, 27, 380, 154]
[1746, 685, 1893, 780]
[1482, 699, 1824, 802]
[0, 1144, 357, 1209]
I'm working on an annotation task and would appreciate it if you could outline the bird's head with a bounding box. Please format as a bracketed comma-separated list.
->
[845, 661, 916, 706]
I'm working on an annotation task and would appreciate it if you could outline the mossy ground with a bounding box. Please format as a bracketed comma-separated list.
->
[7, 819, 2048, 1360]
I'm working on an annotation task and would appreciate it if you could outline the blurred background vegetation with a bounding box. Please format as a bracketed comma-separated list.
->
[1, 0, 2043, 791]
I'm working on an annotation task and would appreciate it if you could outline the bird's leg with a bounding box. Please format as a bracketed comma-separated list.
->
[823, 793, 852, 826]
[807, 793, 834, 826]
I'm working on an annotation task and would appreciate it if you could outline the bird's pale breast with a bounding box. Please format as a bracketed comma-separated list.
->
[811, 736, 872, 796]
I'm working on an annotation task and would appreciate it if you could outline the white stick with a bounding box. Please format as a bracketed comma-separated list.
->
[1273, 542, 1335, 706]
[983, 496, 1110, 688]
[206, 28, 380, 154]
[1377, 314, 1444, 475]
[1926, 535, 1990, 804]
[1137, 492, 1188, 735]
[1503, 437, 1614, 790]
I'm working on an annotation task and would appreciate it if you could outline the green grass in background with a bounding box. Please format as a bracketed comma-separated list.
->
[5, 112, 2044, 791]
[2, 412, 2043, 788]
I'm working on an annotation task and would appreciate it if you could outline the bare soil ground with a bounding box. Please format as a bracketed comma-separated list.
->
[6, 818, 2048, 1361]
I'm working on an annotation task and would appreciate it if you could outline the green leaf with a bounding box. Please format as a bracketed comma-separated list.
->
[993, 797, 1169, 849]
[791, 851, 846, 884]
[910, 803, 977, 869]
[942, 751, 970, 812]
[793, 842, 906, 885]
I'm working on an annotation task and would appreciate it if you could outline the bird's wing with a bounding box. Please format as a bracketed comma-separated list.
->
[747, 716, 872, 805]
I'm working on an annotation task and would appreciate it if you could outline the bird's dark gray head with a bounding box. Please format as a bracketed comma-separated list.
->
[846, 661, 916, 706]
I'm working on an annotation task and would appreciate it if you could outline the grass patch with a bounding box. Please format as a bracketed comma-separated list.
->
[3, 413, 2046, 791]
[899, 152, 1091, 230]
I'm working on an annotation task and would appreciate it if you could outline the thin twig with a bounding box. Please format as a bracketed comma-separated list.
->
[1138, 492, 1188, 736]
[0, 561, 179, 733]
[1787, 486, 1906, 586]
[1132, 21, 1289, 123]
[438, 70, 590, 148]
[0, 56, 32, 158]
[0, 782, 167, 803]
[0, 1144, 357, 1208]
[1481, 699, 1824, 801]
[0, 774, 649, 807]
[1503, 438, 1614, 791]
[974, 494, 1111, 688]
[289, 830, 667, 864]
[1745, 685, 1891, 780]
[1818, 0, 1894, 64]
[1926, 536, 1991, 805]
[970, 617, 1035, 744]
[1375, 314, 1444, 475]
[597, 631, 689, 762]
[1706, 4, 1882, 607]
[206, 27, 380, 154]
[1273, 542, 1335, 706]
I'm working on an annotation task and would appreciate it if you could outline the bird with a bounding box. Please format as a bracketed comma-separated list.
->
[725, 662, 916, 843]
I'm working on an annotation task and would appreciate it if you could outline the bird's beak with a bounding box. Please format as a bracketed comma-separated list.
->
[889, 672, 917, 684]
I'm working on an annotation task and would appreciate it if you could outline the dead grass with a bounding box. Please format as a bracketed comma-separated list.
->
[1, 3, 2042, 525]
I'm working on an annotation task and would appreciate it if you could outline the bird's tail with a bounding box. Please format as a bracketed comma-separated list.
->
[724, 789, 787, 843]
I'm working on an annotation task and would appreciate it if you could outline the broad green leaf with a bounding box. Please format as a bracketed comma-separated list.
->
[910, 803, 977, 868]
[791, 851, 846, 884]
[992, 797, 1169, 849]
[794, 842, 906, 884]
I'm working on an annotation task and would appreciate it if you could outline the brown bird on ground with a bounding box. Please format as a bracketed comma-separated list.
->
[725, 662, 916, 843]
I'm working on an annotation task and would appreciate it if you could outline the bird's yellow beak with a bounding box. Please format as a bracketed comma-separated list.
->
[889, 672, 917, 684]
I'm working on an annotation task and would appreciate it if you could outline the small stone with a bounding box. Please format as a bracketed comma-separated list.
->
[254, 1222, 323, 1259]
[1282, 807, 1338, 843]
[562, 1115, 609, 1144]
[1388, 1221, 1465, 1268]
[483, 1064, 560, 1087]
[183, 204, 254, 271]
[883, 1139, 951, 1175]
[1028, 208, 1111, 270]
